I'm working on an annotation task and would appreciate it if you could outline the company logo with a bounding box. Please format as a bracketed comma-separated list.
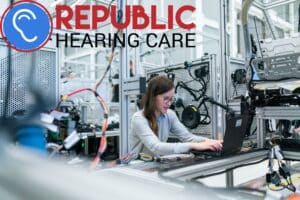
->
[0, 0, 53, 52]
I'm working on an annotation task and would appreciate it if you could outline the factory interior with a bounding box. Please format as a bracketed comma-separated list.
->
[1, 0, 300, 199]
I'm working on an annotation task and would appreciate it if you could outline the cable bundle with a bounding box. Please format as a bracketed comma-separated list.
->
[266, 143, 296, 192]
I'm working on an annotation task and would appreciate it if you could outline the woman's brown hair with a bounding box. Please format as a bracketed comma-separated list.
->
[142, 75, 174, 135]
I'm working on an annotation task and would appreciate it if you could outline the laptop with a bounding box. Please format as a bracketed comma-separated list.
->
[191, 113, 250, 157]
[273, 138, 300, 152]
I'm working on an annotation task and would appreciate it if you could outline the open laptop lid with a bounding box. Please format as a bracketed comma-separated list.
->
[222, 114, 250, 155]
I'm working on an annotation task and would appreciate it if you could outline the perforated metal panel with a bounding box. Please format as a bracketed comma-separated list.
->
[0, 49, 8, 116]
[227, 58, 248, 100]
[146, 57, 215, 136]
[173, 69, 213, 135]
[0, 49, 57, 117]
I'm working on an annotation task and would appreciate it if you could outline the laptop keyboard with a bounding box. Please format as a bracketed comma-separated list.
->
[190, 150, 222, 157]
[279, 139, 300, 151]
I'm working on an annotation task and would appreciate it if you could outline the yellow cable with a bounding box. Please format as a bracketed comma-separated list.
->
[269, 174, 300, 190]
[61, 95, 68, 101]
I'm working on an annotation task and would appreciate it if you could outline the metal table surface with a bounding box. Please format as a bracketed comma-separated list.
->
[158, 150, 269, 182]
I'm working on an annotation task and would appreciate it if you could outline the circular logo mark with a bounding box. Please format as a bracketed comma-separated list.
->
[0, 0, 53, 52]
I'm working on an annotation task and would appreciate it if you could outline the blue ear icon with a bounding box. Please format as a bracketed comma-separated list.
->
[1, 1, 52, 52]
[12, 8, 38, 43]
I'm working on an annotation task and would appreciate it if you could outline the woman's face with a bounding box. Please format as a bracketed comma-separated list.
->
[155, 88, 175, 114]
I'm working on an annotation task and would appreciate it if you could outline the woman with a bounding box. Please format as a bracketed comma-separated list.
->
[130, 75, 223, 157]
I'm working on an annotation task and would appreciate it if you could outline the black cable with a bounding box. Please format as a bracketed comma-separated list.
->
[298, 3, 300, 32]
[251, 126, 257, 135]
[168, 63, 212, 126]
[191, 157, 268, 180]
[247, 57, 255, 97]
[181, 68, 230, 125]
[175, 82, 197, 100]
[197, 103, 209, 122]
[3, 41, 12, 118]
[199, 76, 208, 99]
[177, 73, 211, 125]
[232, 82, 238, 98]
[187, 67, 206, 83]
[253, 17, 264, 59]
[175, 80, 210, 125]
[200, 102, 211, 125]
[97, 0, 123, 90]
[176, 81, 204, 93]
[175, 81, 204, 101]
[176, 65, 209, 102]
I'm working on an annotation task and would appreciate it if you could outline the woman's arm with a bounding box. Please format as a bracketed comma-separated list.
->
[131, 115, 191, 156]
[168, 110, 206, 142]
[189, 140, 223, 151]
[168, 110, 223, 151]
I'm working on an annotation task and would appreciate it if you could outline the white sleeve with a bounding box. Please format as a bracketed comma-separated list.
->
[131, 114, 190, 156]
[169, 110, 207, 142]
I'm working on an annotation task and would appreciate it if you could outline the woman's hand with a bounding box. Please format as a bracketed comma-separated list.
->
[190, 139, 223, 151]
[294, 127, 300, 133]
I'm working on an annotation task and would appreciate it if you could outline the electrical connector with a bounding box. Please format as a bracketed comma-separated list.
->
[273, 145, 284, 161]
[279, 163, 290, 179]
[266, 173, 271, 183]
[62, 95, 69, 101]
[64, 130, 80, 149]
[138, 153, 154, 162]
[270, 172, 281, 186]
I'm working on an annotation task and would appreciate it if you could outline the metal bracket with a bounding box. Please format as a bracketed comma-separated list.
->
[123, 77, 146, 96]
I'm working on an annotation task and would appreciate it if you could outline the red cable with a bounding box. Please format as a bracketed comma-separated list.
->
[66, 88, 91, 97]
[55, 87, 110, 170]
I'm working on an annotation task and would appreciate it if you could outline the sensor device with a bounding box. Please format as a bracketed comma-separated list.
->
[181, 105, 200, 129]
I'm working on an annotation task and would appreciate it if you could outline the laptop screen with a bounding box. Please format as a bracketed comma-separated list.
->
[222, 114, 250, 154]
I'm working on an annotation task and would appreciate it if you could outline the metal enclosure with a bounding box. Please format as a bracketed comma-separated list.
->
[0, 41, 58, 116]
